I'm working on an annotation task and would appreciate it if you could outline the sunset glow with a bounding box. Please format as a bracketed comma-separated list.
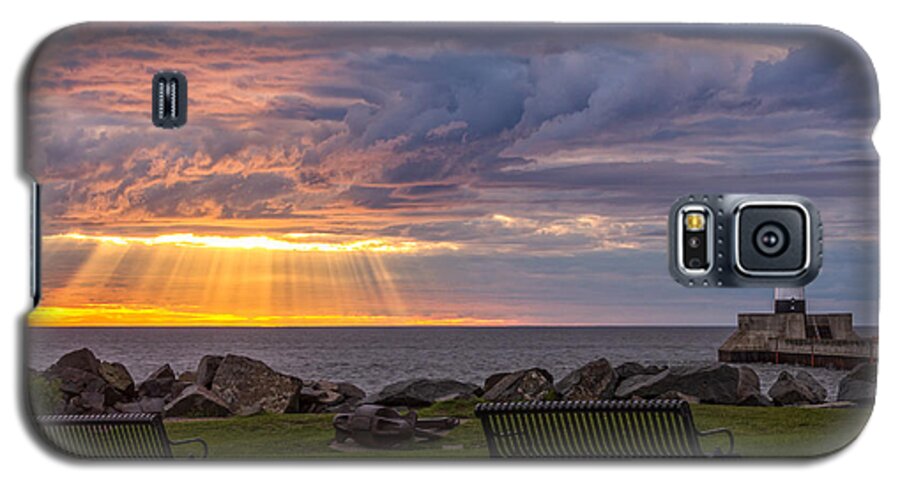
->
[28, 305, 510, 328]
[47, 232, 460, 254]
[27, 24, 879, 327]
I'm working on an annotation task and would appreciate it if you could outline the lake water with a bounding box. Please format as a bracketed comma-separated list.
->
[27, 326, 877, 400]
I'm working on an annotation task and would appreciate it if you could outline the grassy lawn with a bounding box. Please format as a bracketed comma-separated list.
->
[164, 399, 873, 459]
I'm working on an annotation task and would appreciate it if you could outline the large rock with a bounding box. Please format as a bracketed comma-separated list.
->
[210, 354, 303, 414]
[838, 363, 877, 404]
[147, 364, 176, 381]
[195, 355, 223, 389]
[795, 371, 827, 403]
[615, 362, 667, 380]
[43, 349, 141, 414]
[555, 359, 618, 400]
[98, 362, 134, 397]
[368, 379, 481, 407]
[482, 368, 554, 401]
[845, 362, 877, 383]
[767, 371, 826, 406]
[483, 372, 511, 393]
[298, 380, 366, 413]
[164, 385, 232, 418]
[46, 366, 106, 396]
[137, 364, 177, 398]
[52, 348, 101, 375]
[736, 366, 770, 406]
[178, 371, 197, 382]
[614, 363, 761, 405]
[336, 382, 366, 403]
[72, 391, 105, 414]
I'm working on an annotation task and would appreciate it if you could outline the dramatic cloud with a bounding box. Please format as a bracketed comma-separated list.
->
[27, 24, 879, 325]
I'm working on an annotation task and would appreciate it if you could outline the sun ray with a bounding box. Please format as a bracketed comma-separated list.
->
[33, 231, 501, 327]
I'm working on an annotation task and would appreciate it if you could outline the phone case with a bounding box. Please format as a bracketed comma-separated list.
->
[24, 23, 879, 459]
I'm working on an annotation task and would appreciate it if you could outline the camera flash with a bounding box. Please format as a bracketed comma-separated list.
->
[685, 212, 706, 231]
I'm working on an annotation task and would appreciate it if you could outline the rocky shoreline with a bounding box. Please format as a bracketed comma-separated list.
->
[30, 349, 877, 418]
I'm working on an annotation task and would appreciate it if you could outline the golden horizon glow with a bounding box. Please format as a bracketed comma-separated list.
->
[46, 232, 460, 254]
[28, 305, 511, 328]
[35, 234, 496, 328]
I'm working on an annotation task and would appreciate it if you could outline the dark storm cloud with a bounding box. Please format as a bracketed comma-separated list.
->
[29, 24, 878, 246]
[747, 42, 879, 120]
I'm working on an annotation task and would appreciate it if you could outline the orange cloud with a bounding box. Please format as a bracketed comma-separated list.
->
[46, 232, 460, 254]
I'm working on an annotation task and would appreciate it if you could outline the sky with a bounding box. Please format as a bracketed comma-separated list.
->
[26, 24, 879, 327]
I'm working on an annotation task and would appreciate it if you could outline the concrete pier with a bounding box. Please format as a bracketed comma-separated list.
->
[718, 289, 877, 370]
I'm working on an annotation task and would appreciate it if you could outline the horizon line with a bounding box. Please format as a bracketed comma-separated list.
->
[27, 323, 880, 329]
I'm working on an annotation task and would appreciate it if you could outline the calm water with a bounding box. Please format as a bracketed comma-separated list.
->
[27, 326, 877, 400]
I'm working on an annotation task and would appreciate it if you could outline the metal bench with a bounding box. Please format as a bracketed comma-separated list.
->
[35, 413, 208, 459]
[474, 399, 734, 458]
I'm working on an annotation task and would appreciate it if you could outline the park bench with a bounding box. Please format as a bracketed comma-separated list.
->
[474, 399, 734, 458]
[35, 413, 208, 459]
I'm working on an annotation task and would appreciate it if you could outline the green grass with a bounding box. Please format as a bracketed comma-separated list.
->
[164, 400, 872, 459]
[691, 404, 872, 457]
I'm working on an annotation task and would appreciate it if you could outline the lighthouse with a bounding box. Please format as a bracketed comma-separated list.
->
[718, 287, 874, 369]
[774, 287, 806, 314]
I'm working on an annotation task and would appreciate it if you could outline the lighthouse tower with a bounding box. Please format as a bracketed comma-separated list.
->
[774, 287, 806, 313]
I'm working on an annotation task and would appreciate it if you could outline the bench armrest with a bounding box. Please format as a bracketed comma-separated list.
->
[696, 427, 735, 456]
[169, 437, 209, 458]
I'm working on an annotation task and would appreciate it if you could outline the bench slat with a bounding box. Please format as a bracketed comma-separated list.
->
[475, 399, 726, 458]
[35, 413, 206, 459]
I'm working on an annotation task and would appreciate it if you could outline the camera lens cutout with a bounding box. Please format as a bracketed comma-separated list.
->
[670, 195, 822, 287]
[753, 222, 788, 257]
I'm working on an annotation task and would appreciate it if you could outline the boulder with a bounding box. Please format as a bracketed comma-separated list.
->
[614, 363, 761, 405]
[147, 364, 176, 381]
[336, 382, 366, 403]
[210, 354, 303, 414]
[46, 366, 106, 396]
[171, 380, 193, 399]
[298, 387, 341, 413]
[368, 379, 481, 407]
[555, 359, 618, 400]
[845, 362, 877, 383]
[795, 371, 828, 403]
[164, 385, 232, 418]
[738, 392, 773, 407]
[195, 355, 223, 389]
[76, 391, 106, 414]
[178, 371, 197, 383]
[483, 372, 511, 393]
[736, 366, 770, 406]
[98, 361, 135, 396]
[137, 364, 177, 399]
[43, 349, 143, 413]
[51, 348, 101, 375]
[482, 368, 554, 401]
[767, 371, 826, 406]
[297, 380, 367, 413]
[615, 362, 667, 380]
[837, 363, 877, 403]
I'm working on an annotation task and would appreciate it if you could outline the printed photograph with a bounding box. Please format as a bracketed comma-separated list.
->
[26, 24, 878, 458]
